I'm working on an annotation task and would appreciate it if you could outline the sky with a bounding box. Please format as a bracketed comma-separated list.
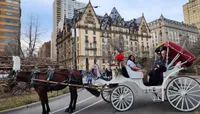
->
[21, 0, 188, 44]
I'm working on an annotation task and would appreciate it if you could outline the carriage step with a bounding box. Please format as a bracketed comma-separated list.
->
[151, 93, 163, 102]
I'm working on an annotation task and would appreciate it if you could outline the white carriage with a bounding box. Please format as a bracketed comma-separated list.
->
[95, 41, 200, 112]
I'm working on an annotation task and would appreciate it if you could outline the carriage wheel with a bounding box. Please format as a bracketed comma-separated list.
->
[111, 85, 134, 112]
[101, 85, 112, 103]
[166, 76, 200, 112]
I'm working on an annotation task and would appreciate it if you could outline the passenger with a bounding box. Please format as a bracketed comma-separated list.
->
[148, 52, 164, 86]
[150, 50, 172, 85]
[149, 52, 162, 77]
[127, 55, 148, 83]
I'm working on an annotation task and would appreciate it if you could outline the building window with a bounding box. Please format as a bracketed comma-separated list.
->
[146, 38, 148, 41]
[4, 32, 17, 37]
[94, 50, 97, 55]
[4, 25, 18, 30]
[6, 5, 19, 10]
[85, 42, 89, 48]
[85, 36, 88, 41]
[6, 0, 19, 4]
[102, 59, 105, 63]
[102, 51, 105, 56]
[102, 38, 104, 43]
[5, 18, 19, 24]
[93, 43, 96, 48]
[85, 29, 88, 34]
[102, 44, 105, 50]
[5, 12, 19, 17]
[93, 30, 96, 35]
[107, 39, 110, 43]
[93, 37, 96, 42]
[85, 50, 89, 55]
[4, 39, 15, 43]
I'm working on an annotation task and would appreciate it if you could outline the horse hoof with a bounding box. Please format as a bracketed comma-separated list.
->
[69, 109, 73, 113]
[42, 112, 48, 114]
[65, 108, 69, 112]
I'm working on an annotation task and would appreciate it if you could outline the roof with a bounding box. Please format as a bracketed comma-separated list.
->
[67, 4, 145, 29]
[149, 14, 197, 29]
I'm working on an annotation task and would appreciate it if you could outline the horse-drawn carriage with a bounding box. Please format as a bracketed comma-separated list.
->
[11, 41, 200, 114]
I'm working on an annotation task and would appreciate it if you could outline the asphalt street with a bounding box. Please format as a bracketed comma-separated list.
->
[1, 87, 199, 114]
[0, 77, 200, 114]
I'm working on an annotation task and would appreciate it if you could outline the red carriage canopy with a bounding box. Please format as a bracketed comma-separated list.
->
[155, 41, 196, 67]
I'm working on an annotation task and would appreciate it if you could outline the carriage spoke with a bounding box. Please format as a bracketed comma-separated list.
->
[175, 96, 183, 107]
[112, 97, 119, 101]
[178, 78, 183, 90]
[185, 97, 189, 110]
[115, 100, 120, 108]
[185, 79, 193, 91]
[181, 97, 184, 110]
[188, 84, 198, 92]
[188, 94, 199, 103]
[168, 93, 179, 98]
[121, 101, 125, 109]
[125, 97, 133, 102]
[186, 96, 195, 107]
[183, 78, 187, 90]
[188, 89, 200, 94]
[171, 95, 181, 103]
[168, 89, 178, 94]
[123, 99, 128, 108]
[174, 81, 181, 90]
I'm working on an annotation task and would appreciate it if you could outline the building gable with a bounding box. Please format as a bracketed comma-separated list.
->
[79, 2, 100, 26]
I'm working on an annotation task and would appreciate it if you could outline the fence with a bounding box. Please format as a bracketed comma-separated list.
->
[0, 78, 6, 84]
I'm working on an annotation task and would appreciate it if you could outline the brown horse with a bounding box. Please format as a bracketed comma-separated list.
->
[12, 69, 100, 114]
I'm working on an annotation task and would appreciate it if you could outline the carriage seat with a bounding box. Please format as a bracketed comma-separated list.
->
[125, 65, 143, 79]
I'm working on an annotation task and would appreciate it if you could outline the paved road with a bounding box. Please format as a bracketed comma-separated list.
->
[1, 76, 200, 114]
[1, 88, 199, 114]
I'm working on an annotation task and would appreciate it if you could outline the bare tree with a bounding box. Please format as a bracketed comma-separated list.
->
[104, 35, 132, 67]
[191, 35, 200, 58]
[22, 14, 43, 57]
[180, 34, 200, 58]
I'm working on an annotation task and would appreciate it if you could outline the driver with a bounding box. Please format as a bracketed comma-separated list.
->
[127, 55, 148, 83]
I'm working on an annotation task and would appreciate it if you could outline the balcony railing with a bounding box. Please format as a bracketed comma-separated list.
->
[85, 47, 97, 50]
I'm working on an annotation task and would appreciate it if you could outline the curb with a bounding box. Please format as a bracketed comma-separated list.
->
[0, 93, 69, 114]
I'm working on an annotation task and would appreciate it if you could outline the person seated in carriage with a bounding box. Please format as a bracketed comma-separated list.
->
[127, 55, 148, 83]
[148, 50, 172, 86]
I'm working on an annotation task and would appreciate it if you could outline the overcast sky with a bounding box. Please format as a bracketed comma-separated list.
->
[21, 0, 188, 43]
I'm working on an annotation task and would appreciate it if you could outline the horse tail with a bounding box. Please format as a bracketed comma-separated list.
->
[85, 87, 100, 97]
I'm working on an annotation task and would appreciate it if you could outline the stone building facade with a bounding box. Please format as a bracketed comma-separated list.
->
[57, 2, 151, 70]
[149, 15, 199, 51]
[38, 41, 51, 58]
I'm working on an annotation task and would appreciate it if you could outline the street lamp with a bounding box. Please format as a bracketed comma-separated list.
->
[72, 0, 99, 69]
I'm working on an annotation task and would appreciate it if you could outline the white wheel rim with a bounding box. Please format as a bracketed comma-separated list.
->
[167, 77, 200, 112]
[111, 85, 134, 111]
[102, 86, 112, 102]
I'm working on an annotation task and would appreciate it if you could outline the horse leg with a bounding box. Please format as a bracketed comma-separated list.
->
[65, 87, 73, 113]
[37, 88, 48, 114]
[44, 91, 50, 113]
[72, 87, 78, 111]
[41, 101, 47, 114]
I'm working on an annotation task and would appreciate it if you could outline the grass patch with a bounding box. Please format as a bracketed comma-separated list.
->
[0, 88, 68, 111]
